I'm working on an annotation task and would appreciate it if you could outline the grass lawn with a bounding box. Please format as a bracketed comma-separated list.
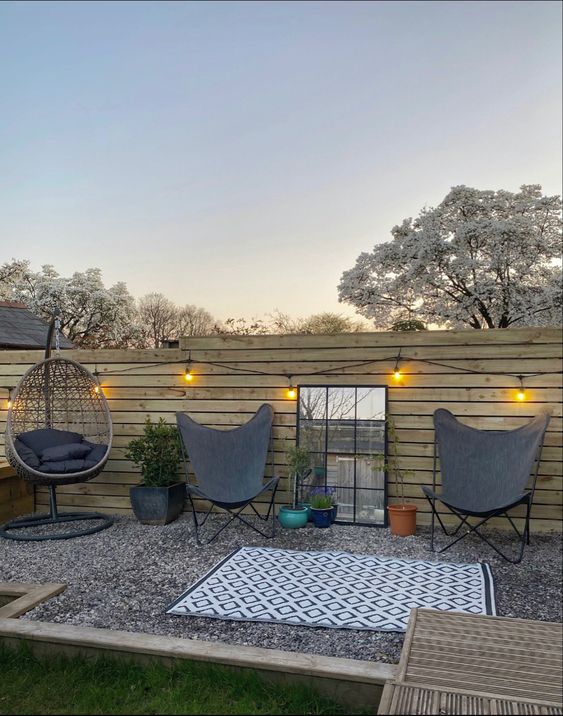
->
[0, 643, 374, 715]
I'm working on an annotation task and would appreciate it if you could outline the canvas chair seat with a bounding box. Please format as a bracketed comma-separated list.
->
[421, 485, 530, 518]
[424, 408, 550, 564]
[186, 477, 279, 511]
[176, 403, 278, 544]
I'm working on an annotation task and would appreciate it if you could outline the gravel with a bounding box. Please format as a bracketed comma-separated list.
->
[1, 514, 561, 664]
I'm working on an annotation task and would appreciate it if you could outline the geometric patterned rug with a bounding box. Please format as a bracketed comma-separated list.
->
[166, 546, 496, 632]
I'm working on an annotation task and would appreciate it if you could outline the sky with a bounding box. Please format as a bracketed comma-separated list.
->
[0, 0, 561, 323]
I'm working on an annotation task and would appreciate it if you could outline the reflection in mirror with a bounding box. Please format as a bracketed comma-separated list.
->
[327, 387, 356, 421]
[299, 420, 326, 456]
[299, 387, 326, 421]
[356, 387, 385, 421]
[297, 386, 387, 526]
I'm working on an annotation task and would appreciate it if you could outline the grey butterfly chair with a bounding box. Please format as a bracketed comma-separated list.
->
[176, 404, 278, 545]
[423, 408, 550, 563]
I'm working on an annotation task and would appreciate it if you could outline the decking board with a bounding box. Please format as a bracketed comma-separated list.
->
[378, 609, 563, 715]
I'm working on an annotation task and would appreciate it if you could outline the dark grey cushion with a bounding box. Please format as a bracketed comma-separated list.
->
[14, 438, 41, 469]
[82, 442, 108, 464]
[38, 459, 90, 474]
[18, 428, 83, 455]
[41, 443, 91, 462]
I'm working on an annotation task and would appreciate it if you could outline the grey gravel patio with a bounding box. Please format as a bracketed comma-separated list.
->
[0, 514, 561, 664]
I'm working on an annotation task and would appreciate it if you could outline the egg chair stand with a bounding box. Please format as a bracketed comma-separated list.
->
[1, 484, 113, 541]
[1, 313, 114, 541]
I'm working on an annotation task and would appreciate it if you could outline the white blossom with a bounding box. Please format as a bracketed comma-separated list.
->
[11, 265, 139, 347]
[338, 185, 562, 329]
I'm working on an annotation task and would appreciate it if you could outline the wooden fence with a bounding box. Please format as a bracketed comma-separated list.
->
[0, 327, 561, 531]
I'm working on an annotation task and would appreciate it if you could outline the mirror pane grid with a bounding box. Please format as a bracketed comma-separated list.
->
[298, 385, 387, 526]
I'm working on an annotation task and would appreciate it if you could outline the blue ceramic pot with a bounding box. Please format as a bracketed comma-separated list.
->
[311, 507, 332, 528]
[278, 505, 309, 529]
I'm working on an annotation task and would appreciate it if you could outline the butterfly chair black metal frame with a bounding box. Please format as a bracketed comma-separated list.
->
[176, 404, 278, 545]
[423, 408, 550, 564]
[1, 314, 113, 541]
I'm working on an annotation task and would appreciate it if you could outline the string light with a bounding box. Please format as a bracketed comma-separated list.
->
[393, 350, 402, 381]
[287, 377, 297, 400]
[82, 350, 559, 388]
[184, 351, 194, 382]
[517, 376, 526, 401]
[93, 367, 103, 396]
[6, 387, 13, 410]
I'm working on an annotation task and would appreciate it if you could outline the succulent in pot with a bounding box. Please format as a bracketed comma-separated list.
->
[125, 417, 184, 525]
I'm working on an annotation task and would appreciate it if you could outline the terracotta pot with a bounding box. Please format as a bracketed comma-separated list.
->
[388, 504, 417, 536]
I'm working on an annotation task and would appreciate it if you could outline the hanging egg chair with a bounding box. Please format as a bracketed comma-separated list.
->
[1, 313, 113, 540]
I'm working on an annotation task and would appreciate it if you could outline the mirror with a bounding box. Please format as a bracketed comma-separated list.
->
[297, 385, 387, 526]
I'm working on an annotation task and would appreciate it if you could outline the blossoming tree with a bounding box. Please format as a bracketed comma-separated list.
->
[338, 185, 562, 329]
[12, 265, 139, 347]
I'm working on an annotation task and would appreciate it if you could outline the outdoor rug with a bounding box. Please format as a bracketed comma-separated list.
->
[166, 546, 496, 632]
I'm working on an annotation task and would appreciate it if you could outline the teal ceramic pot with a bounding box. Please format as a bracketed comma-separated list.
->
[278, 505, 309, 529]
[330, 504, 338, 523]
[311, 507, 332, 528]
[299, 503, 312, 520]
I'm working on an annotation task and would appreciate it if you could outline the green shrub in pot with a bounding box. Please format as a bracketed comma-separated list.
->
[125, 417, 184, 524]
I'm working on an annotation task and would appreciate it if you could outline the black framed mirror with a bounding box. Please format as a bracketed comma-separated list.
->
[297, 385, 387, 526]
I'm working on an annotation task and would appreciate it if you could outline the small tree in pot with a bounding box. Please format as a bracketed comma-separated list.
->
[278, 445, 311, 529]
[374, 418, 417, 536]
[125, 417, 184, 525]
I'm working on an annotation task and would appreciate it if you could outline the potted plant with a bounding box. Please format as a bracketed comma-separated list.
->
[309, 486, 336, 528]
[278, 445, 311, 529]
[384, 418, 417, 536]
[125, 417, 185, 525]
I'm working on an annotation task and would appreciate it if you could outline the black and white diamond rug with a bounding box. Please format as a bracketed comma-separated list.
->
[166, 546, 496, 632]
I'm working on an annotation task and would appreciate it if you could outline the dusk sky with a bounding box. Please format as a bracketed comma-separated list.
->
[1, 0, 561, 322]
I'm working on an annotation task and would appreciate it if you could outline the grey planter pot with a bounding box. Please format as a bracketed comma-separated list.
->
[129, 482, 185, 525]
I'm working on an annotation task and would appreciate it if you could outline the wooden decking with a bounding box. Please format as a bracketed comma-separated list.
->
[378, 609, 563, 715]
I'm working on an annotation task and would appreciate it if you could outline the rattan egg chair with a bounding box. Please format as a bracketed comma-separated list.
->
[1, 315, 113, 540]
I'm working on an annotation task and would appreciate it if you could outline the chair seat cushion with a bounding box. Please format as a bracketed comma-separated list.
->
[82, 441, 109, 464]
[41, 443, 92, 462]
[14, 438, 41, 469]
[18, 428, 83, 455]
[14, 434, 109, 476]
[38, 459, 93, 474]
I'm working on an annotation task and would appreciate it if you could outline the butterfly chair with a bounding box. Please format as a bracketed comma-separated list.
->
[176, 404, 278, 545]
[423, 408, 550, 564]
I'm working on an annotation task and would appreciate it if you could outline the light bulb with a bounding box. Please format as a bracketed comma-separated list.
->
[287, 386, 297, 399]
[94, 385, 100, 394]
[7, 398, 12, 409]
[393, 370, 401, 381]
[184, 369, 193, 382]
[516, 376, 526, 401]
